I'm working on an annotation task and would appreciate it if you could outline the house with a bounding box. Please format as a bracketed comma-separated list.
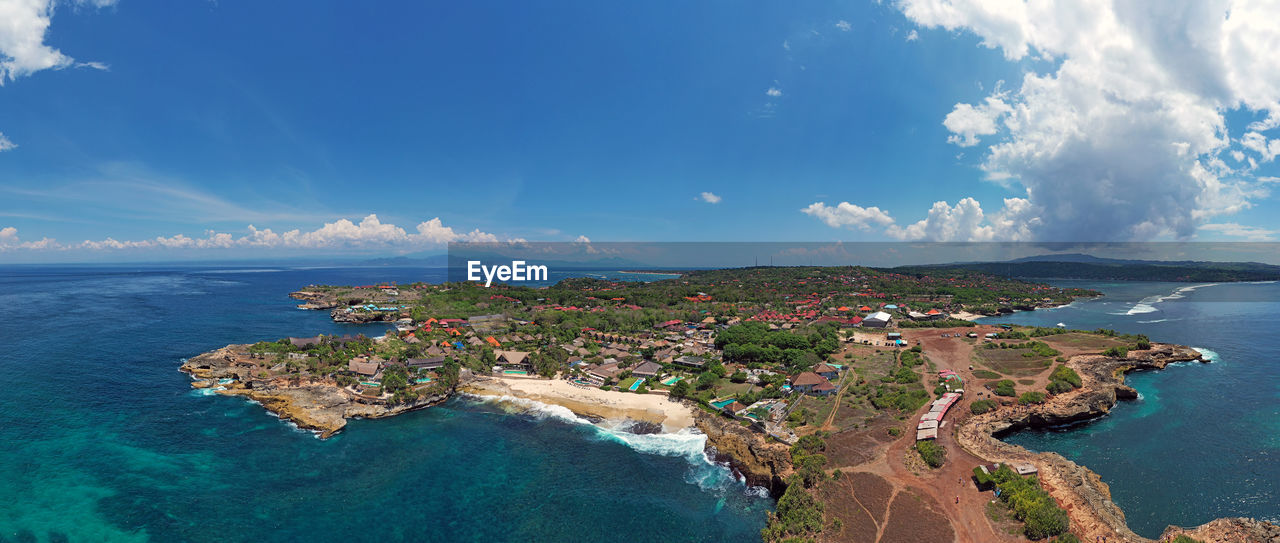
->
[631, 360, 662, 378]
[863, 311, 892, 328]
[406, 357, 446, 370]
[584, 362, 623, 385]
[495, 350, 532, 372]
[812, 363, 839, 381]
[286, 352, 309, 360]
[791, 372, 830, 394]
[723, 401, 748, 416]
[674, 355, 705, 369]
[485, 336, 503, 348]
[926, 308, 945, 320]
[348, 358, 380, 377]
[811, 381, 836, 396]
[288, 336, 321, 348]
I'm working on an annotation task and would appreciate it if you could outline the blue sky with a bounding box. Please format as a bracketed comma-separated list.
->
[2, 1, 1279, 262]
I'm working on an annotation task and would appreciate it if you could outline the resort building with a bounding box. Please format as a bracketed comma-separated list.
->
[863, 311, 892, 328]
[630, 360, 662, 379]
[495, 350, 532, 372]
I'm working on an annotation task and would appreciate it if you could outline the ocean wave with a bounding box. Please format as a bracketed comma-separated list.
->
[200, 269, 286, 274]
[1192, 347, 1220, 362]
[1123, 283, 1222, 316]
[459, 393, 744, 493]
[1137, 318, 1171, 324]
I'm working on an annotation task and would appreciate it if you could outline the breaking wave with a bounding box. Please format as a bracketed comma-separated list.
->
[460, 393, 758, 496]
[1191, 347, 1219, 362]
[1120, 283, 1220, 315]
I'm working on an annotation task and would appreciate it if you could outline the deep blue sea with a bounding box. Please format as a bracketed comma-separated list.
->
[0, 266, 771, 543]
[981, 280, 1280, 537]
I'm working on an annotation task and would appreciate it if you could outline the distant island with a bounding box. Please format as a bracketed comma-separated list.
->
[182, 266, 1277, 542]
[898, 255, 1280, 282]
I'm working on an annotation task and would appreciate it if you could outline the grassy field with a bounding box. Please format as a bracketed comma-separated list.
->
[1041, 332, 1128, 351]
[972, 348, 1054, 375]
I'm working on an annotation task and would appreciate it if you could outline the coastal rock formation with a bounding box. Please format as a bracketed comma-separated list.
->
[181, 345, 453, 438]
[956, 344, 1279, 542]
[695, 411, 792, 496]
[330, 308, 398, 323]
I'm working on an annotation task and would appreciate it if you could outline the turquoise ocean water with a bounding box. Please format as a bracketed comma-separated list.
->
[0, 266, 771, 543]
[982, 280, 1279, 537]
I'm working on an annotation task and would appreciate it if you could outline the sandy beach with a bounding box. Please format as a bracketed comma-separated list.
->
[950, 310, 984, 321]
[463, 376, 695, 432]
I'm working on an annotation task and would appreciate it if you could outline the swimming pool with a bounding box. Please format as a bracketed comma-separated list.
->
[503, 370, 528, 375]
[710, 399, 736, 409]
[660, 376, 681, 386]
[628, 378, 645, 391]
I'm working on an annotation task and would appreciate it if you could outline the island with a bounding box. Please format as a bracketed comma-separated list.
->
[182, 266, 1277, 543]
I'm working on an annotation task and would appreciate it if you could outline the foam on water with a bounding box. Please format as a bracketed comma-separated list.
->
[1192, 347, 1220, 362]
[461, 393, 748, 494]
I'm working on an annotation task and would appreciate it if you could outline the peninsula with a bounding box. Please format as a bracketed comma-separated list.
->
[182, 266, 1276, 542]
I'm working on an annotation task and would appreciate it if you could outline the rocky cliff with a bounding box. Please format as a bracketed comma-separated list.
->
[957, 343, 1278, 542]
[695, 411, 792, 496]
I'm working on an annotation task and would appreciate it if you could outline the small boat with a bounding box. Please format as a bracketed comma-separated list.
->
[1056, 322, 1066, 328]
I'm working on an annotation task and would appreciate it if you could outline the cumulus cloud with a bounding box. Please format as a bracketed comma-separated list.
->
[765, 87, 782, 97]
[0, 215, 505, 253]
[836, 20, 851, 32]
[0, 0, 113, 83]
[804, 196, 1041, 241]
[698, 191, 722, 204]
[801, 202, 895, 230]
[942, 92, 1011, 147]
[0, 132, 15, 151]
[899, 0, 1280, 240]
[906, 30, 919, 42]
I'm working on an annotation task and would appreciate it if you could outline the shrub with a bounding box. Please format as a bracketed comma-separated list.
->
[791, 434, 826, 457]
[761, 477, 825, 542]
[1019, 391, 1046, 405]
[793, 453, 828, 487]
[730, 371, 748, 383]
[1049, 365, 1082, 388]
[973, 370, 1002, 379]
[970, 399, 998, 414]
[989, 465, 1070, 540]
[1052, 534, 1081, 543]
[1045, 380, 1074, 395]
[1170, 536, 1201, 543]
[992, 380, 1017, 397]
[1103, 346, 1129, 358]
[1135, 339, 1152, 350]
[915, 440, 946, 468]
[887, 426, 901, 437]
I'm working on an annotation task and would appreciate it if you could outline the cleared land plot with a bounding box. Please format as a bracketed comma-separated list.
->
[880, 489, 955, 543]
[972, 347, 1054, 376]
[824, 419, 898, 467]
[817, 471, 896, 542]
[1040, 332, 1128, 352]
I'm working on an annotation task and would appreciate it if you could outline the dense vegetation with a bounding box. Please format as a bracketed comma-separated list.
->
[915, 440, 946, 468]
[761, 476, 825, 543]
[980, 464, 1071, 540]
[970, 399, 998, 414]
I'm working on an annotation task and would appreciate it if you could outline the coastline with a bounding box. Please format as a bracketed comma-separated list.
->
[461, 376, 695, 432]
[955, 343, 1279, 542]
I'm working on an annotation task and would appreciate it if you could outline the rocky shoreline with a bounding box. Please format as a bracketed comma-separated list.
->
[181, 345, 457, 438]
[955, 343, 1279, 542]
[695, 410, 793, 497]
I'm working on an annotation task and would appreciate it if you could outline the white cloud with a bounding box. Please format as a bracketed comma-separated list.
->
[765, 87, 782, 97]
[836, 20, 851, 32]
[906, 30, 919, 42]
[782, 40, 790, 51]
[943, 92, 1010, 147]
[805, 196, 1040, 241]
[698, 191, 722, 204]
[0, 132, 15, 151]
[574, 235, 591, 243]
[0, 0, 114, 83]
[801, 202, 895, 230]
[0, 215, 505, 253]
[1199, 222, 1278, 241]
[899, 0, 1280, 240]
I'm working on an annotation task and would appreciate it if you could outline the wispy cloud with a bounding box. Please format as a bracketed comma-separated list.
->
[1199, 222, 1278, 241]
[697, 192, 722, 204]
[0, 132, 15, 152]
[835, 20, 851, 32]
[905, 29, 919, 42]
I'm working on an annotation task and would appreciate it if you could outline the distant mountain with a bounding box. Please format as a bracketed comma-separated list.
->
[359, 254, 449, 267]
[898, 255, 1280, 282]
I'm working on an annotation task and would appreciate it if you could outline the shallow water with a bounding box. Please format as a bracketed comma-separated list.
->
[0, 265, 771, 542]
